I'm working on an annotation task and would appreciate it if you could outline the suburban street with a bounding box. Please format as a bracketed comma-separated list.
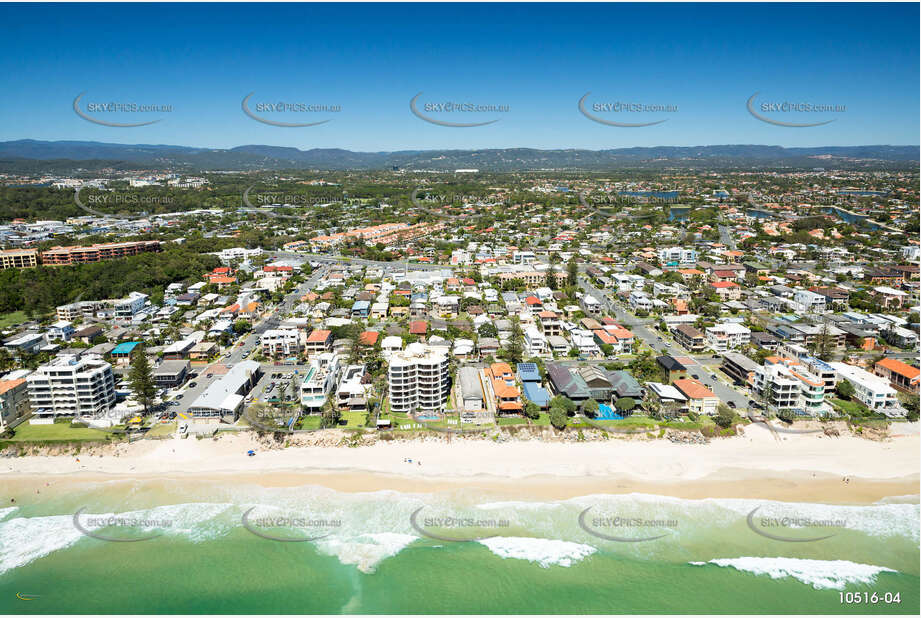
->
[578, 275, 750, 409]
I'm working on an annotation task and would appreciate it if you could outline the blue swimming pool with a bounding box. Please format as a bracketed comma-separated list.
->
[597, 404, 625, 420]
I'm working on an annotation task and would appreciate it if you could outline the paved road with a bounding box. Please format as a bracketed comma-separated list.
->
[718, 224, 737, 251]
[576, 276, 750, 408]
[171, 264, 329, 414]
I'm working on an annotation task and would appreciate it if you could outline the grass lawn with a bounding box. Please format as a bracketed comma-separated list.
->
[341, 411, 368, 428]
[663, 417, 715, 430]
[496, 416, 529, 426]
[145, 422, 176, 438]
[295, 415, 323, 430]
[591, 415, 658, 429]
[830, 398, 868, 415]
[8, 421, 114, 443]
[0, 311, 30, 329]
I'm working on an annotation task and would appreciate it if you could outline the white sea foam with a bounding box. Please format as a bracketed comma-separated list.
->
[691, 557, 897, 590]
[562, 493, 920, 543]
[315, 532, 418, 574]
[478, 537, 596, 568]
[0, 506, 17, 521]
[0, 514, 85, 575]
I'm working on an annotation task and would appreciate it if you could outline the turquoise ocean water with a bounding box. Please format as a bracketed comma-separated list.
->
[0, 480, 917, 614]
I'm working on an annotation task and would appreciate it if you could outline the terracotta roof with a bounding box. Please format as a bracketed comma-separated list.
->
[673, 378, 716, 400]
[358, 331, 379, 346]
[0, 378, 25, 395]
[409, 321, 428, 335]
[306, 329, 332, 343]
[711, 281, 739, 288]
[877, 357, 920, 381]
[606, 326, 634, 340]
[490, 362, 513, 377]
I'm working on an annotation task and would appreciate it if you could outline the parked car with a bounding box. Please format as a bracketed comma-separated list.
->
[727, 401, 737, 409]
[188, 381, 197, 388]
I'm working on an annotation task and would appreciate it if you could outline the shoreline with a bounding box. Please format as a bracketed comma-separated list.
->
[2, 425, 918, 505]
[3, 467, 918, 505]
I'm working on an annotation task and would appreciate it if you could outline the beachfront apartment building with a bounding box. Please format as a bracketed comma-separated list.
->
[336, 365, 369, 411]
[388, 343, 450, 415]
[705, 323, 751, 352]
[752, 357, 830, 417]
[0, 371, 30, 429]
[830, 362, 904, 417]
[27, 355, 116, 418]
[301, 353, 342, 413]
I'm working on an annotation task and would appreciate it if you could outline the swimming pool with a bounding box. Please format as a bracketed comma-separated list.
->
[596, 404, 624, 420]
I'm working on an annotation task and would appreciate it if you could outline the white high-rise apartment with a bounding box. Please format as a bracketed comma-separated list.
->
[388, 343, 450, 414]
[27, 355, 116, 417]
[752, 357, 830, 417]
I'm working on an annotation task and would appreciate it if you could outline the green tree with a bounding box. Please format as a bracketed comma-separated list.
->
[524, 401, 540, 420]
[503, 318, 525, 363]
[477, 322, 498, 339]
[321, 400, 341, 428]
[549, 406, 568, 430]
[614, 397, 636, 412]
[582, 398, 599, 417]
[715, 404, 735, 428]
[898, 393, 919, 422]
[566, 258, 579, 287]
[836, 379, 856, 400]
[550, 394, 576, 414]
[127, 346, 157, 415]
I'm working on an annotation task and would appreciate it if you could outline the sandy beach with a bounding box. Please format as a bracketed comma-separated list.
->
[2, 423, 918, 504]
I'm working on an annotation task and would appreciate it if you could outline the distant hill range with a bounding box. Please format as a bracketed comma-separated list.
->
[0, 140, 917, 173]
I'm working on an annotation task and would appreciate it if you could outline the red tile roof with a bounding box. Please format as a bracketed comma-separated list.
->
[673, 378, 716, 400]
[358, 331, 379, 346]
[306, 329, 332, 343]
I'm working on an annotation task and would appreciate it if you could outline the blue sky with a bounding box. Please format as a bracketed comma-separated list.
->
[0, 2, 917, 150]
